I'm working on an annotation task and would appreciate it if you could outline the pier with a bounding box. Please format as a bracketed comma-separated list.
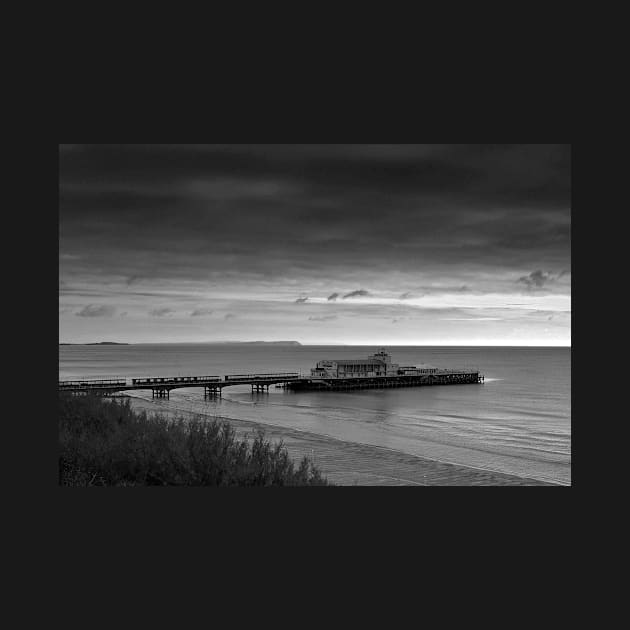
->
[58, 350, 483, 397]
[58, 370, 483, 397]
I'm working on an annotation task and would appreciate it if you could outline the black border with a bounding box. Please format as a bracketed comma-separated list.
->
[24, 135, 577, 590]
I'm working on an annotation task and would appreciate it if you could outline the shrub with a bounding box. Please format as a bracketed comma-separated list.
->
[59, 394, 330, 486]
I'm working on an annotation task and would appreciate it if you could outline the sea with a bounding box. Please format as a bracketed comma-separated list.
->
[58, 344, 571, 485]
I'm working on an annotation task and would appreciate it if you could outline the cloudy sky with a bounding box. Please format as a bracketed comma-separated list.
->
[59, 144, 571, 345]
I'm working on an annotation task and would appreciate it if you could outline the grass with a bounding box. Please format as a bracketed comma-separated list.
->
[59, 394, 331, 486]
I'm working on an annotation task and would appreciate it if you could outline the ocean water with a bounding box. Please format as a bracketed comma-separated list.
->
[58, 344, 571, 485]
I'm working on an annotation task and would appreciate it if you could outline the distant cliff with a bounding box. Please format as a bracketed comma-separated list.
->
[59, 342, 130, 346]
[205, 341, 302, 346]
[247, 341, 301, 346]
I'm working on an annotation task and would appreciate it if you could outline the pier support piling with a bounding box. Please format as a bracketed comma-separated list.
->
[251, 383, 271, 394]
[204, 386, 221, 399]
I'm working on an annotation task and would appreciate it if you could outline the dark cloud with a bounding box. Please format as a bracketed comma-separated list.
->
[59, 145, 571, 285]
[399, 292, 412, 300]
[518, 270, 553, 289]
[224, 313, 236, 320]
[76, 304, 117, 317]
[327, 293, 339, 301]
[190, 308, 213, 317]
[343, 289, 370, 299]
[295, 297, 309, 303]
[149, 307, 175, 317]
[59, 145, 570, 209]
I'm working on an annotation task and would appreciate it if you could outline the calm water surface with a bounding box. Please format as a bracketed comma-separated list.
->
[59, 344, 571, 484]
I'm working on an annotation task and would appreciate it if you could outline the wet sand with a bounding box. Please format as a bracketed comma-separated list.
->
[128, 397, 558, 486]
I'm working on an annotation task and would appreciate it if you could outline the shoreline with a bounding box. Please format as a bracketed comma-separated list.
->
[126, 396, 560, 486]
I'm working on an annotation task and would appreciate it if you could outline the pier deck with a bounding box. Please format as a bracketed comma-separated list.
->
[58, 373, 303, 398]
[286, 371, 483, 391]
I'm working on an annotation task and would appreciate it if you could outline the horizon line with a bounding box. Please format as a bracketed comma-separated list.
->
[59, 341, 571, 347]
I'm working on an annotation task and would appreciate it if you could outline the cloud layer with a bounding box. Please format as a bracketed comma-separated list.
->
[59, 144, 571, 344]
[343, 289, 370, 299]
[76, 304, 117, 317]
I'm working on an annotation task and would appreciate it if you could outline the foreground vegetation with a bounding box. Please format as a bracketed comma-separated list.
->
[59, 394, 330, 486]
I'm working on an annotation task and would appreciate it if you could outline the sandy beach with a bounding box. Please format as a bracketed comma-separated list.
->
[127, 397, 557, 486]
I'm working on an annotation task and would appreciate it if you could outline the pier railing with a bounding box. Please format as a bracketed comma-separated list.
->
[224, 372, 301, 381]
[435, 367, 480, 374]
[132, 376, 221, 385]
[59, 378, 127, 388]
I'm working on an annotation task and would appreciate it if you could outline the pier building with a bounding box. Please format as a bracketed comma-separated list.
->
[311, 349, 401, 379]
